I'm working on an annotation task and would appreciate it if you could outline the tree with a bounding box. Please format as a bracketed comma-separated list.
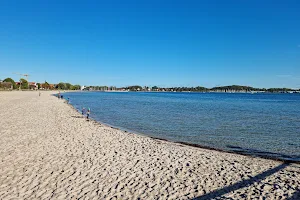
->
[37, 83, 41, 89]
[20, 78, 28, 89]
[71, 85, 81, 90]
[127, 85, 142, 91]
[3, 78, 17, 89]
[65, 83, 72, 90]
[57, 82, 66, 90]
[195, 86, 208, 92]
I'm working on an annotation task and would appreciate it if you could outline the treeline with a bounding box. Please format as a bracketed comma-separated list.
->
[208, 85, 299, 93]
[123, 85, 143, 91]
[0, 77, 81, 90]
[209, 85, 297, 92]
[119, 85, 300, 93]
[55, 82, 81, 90]
[84, 86, 117, 91]
[82, 84, 300, 93]
[2, 77, 299, 93]
[211, 85, 258, 92]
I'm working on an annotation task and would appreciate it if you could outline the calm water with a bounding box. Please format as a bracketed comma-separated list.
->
[64, 92, 300, 162]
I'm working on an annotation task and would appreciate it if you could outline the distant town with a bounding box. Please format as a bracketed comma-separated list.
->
[0, 77, 299, 93]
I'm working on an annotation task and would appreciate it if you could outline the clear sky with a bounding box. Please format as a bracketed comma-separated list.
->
[0, 0, 299, 88]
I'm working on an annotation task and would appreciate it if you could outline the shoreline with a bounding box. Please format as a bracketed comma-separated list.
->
[1, 91, 299, 199]
[63, 93, 300, 164]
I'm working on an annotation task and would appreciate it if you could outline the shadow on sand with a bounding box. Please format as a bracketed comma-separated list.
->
[193, 163, 290, 200]
[287, 189, 300, 200]
[71, 115, 84, 118]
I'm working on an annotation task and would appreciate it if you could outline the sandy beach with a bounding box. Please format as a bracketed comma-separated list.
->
[0, 91, 299, 199]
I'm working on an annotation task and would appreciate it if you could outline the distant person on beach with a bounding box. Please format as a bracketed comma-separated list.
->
[86, 108, 90, 120]
[82, 107, 86, 116]
[39, 91, 41, 96]
[61, 95, 63, 99]
[67, 97, 70, 104]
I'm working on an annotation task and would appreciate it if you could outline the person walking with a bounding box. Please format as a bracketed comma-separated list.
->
[82, 107, 86, 116]
[86, 108, 90, 120]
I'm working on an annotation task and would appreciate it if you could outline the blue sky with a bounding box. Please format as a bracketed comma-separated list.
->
[0, 0, 299, 88]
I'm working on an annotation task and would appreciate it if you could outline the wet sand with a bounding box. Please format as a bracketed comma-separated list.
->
[0, 91, 299, 199]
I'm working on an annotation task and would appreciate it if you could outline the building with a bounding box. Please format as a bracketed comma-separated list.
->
[28, 82, 37, 90]
[49, 84, 56, 89]
[39, 83, 56, 90]
[0, 82, 13, 90]
[15, 82, 38, 90]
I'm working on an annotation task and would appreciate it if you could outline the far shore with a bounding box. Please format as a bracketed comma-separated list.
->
[1, 89, 300, 94]
[0, 91, 299, 199]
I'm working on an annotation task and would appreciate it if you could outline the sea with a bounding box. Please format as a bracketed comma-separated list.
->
[64, 92, 300, 162]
